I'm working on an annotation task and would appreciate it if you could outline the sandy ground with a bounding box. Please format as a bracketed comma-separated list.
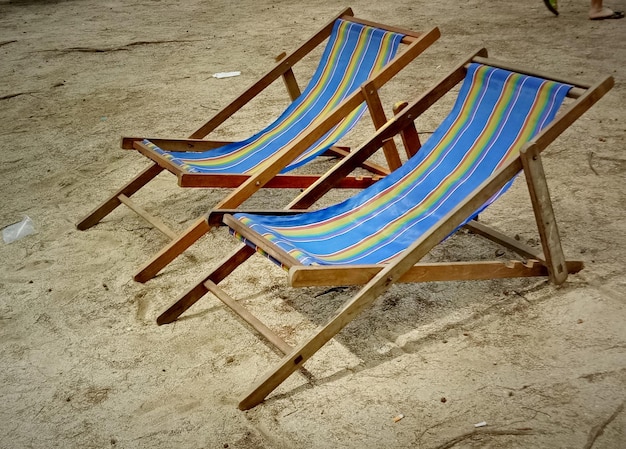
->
[1, 0, 625, 447]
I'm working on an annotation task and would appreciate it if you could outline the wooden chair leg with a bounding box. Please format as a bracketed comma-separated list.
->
[392, 101, 422, 158]
[133, 216, 213, 283]
[520, 147, 568, 285]
[275, 52, 302, 101]
[157, 244, 256, 324]
[76, 162, 163, 230]
[361, 81, 402, 171]
[238, 268, 394, 410]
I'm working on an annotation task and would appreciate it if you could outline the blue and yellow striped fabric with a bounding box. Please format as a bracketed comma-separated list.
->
[232, 63, 572, 266]
[144, 19, 405, 174]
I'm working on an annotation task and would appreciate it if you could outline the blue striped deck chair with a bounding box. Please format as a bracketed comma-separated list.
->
[76, 7, 440, 283]
[156, 49, 613, 409]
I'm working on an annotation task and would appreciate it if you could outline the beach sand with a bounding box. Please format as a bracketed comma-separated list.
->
[1, 0, 625, 447]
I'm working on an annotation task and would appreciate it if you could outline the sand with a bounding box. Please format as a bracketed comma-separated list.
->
[1, 0, 625, 447]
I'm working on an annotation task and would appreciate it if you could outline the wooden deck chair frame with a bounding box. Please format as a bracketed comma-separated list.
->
[155, 48, 614, 410]
[75, 7, 441, 283]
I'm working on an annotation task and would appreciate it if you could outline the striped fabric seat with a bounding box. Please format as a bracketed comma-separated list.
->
[231, 63, 573, 266]
[144, 19, 405, 174]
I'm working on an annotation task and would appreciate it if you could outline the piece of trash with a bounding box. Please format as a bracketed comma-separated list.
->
[212, 71, 241, 79]
[474, 421, 487, 428]
[393, 414, 404, 423]
[2, 216, 36, 244]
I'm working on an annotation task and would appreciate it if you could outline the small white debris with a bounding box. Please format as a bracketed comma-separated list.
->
[212, 71, 241, 79]
[2, 216, 36, 244]
[474, 421, 487, 428]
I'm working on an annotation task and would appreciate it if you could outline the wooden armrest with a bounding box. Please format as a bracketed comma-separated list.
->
[121, 137, 232, 152]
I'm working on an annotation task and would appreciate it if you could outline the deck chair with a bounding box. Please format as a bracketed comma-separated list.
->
[155, 48, 613, 410]
[75, 7, 440, 283]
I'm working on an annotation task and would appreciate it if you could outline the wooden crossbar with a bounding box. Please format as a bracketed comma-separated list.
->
[156, 244, 256, 324]
[275, 52, 302, 101]
[117, 194, 177, 240]
[324, 146, 390, 176]
[464, 220, 546, 262]
[392, 101, 421, 158]
[177, 173, 384, 189]
[121, 137, 233, 152]
[76, 163, 164, 231]
[288, 260, 584, 287]
[205, 280, 292, 354]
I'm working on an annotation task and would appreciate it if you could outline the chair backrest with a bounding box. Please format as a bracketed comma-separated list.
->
[233, 63, 573, 265]
[149, 19, 406, 174]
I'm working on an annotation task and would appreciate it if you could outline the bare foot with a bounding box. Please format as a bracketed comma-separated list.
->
[589, 6, 625, 19]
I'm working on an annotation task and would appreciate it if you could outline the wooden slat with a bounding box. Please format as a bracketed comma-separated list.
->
[288, 259, 584, 287]
[275, 51, 302, 101]
[323, 146, 390, 176]
[205, 280, 293, 354]
[472, 56, 593, 90]
[117, 194, 177, 240]
[361, 81, 401, 170]
[321, 145, 351, 157]
[134, 216, 213, 283]
[343, 16, 424, 39]
[179, 173, 382, 189]
[76, 163, 164, 230]
[156, 244, 256, 324]
[392, 101, 421, 158]
[282, 69, 301, 101]
[121, 137, 233, 152]
[520, 147, 568, 284]
[464, 220, 546, 262]
[132, 140, 187, 179]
